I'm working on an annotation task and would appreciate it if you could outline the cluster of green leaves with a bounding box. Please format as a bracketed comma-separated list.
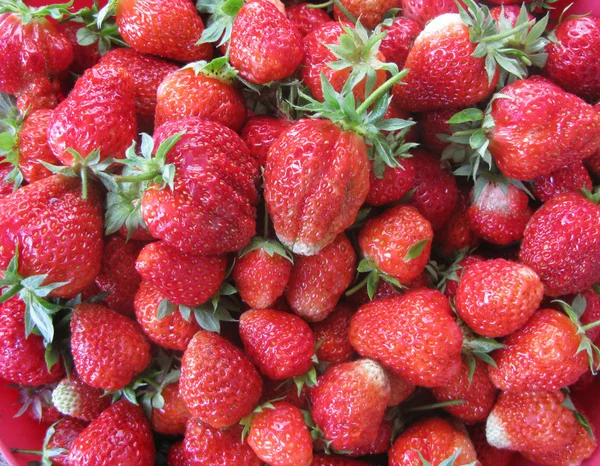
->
[196, 0, 244, 47]
[0, 0, 73, 23]
[185, 56, 238, 82]
[0, 93, 23, 190]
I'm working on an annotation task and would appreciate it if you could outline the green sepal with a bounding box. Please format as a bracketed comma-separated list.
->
[345, 258, 405, 300]
[196, 0, 244, 47]
[184, 56, 238, 83]
[0, 92, 24, 191]
[415, 448, 469, 466]
[239, 237, 294, 263]
[403, 238, 430, 263]
[0, 0, 74, 23]
[293, 366, 318, 397]
[582, 187, 600, 205]
[103, 176, 150, 239]
[561, 391, 595, 440]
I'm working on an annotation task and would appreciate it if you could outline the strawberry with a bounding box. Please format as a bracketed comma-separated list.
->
[155, 59, 247, 132]
[543, 16, 600, 103]
[358, 204, 433, 284]
[229, 0, 304, 85]
[344, 418, 393, 456]
[311, 454, 369, 465]
[366, 156, 416, 207]
[435, 187, 480, 258]
[247, 401, 313, 466]
[94, 235, 144, 317]
[379, 16, 422, 70]
[531, 161, 592, 203]
[586, 105, 600, 177]
[285, 233, 356, 322]
[68, 400, 155, 466]
[418, 107, 461, 155]
[388, 417, 479, 465]
[70, 303, 152, 391]
[489, 4, 531, 25]
[467, 179, 532, 245]
[98, 47, 179, 132]
[44, 417, 89, 466]
[51, 374, 111, 421]
[239, 308, 315, 381]
[286, 3, 331, 37]
[180, 330, 262, 428]
[468, 423, 515, 466]
[486, 389, 578, 453]
[488, 76, 600, 180]
[400, 0, 461, 27]
[455, 258, 544, 337]
[168, 440, 186, 466]
[150, 382, 190, 436]
[519, 192, 600, 296]
[136, 240, 227, 307]
[442, 253, 486, 299]
[183, 419, 261, 466]
[240, 115, 291, 167]
[56, 21, 101, 75]
[310, 302, 356, 364]
[333, 0, 401, 29]
[386, 371, 416, 406]
[0, 296, 65, 385]
[349, 289, 463, 387]
[310, 359, 390, 451]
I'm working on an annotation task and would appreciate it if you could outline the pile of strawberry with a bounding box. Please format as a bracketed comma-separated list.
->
[1, 0, 600, 464]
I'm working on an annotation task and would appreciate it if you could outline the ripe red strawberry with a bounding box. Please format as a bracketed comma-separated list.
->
[98, 47, 179, 132]
[0, 296, 65, 385]
[543, 16, 600, 103]
[435, 187, 480, 257]
[136, 240, 227, 306]
[349, 289, 463, 387]
[45, 417, 89, 466]
[489, 76, 600, 180]
[134, 281, 200, 351]
[184, 419, 261, 466]
[455, 259, 543, 337]
[286, 3, 331, 37]
[531, 161, 592, 203]
[486, 389, 578, 453]
[311, 302, 356, 364]
[240, 309, 314, 380]
[0, 159, 12, 198]
[380, 16, 421, 70]
[240, 116, 291, 167]
[488, 309, 590, 391]
[51, 374, 111, 421]
[311, 454, 369, 465]
[94, 235, 144, 317]
[310, 359, 390, 451]
[168, 440, 186, 466]
[114, 0, 213, 62]
[431, 358, 497, 424]
[68, 400, 155, 466]
[358, 204, 433, 283]
[333, 0, 401, 29]
[155, 61, 247, 131]
[586, 105, 600, 176]
[418, 107, 461, 155]
[389, 417, 479, 465]
[70, 303, 152, 391]
[247, 401, 313, 466]
[0, 175, 104, 299]
[400, 0, 460, 27]
[468, 423, 515, 466]
[443, 253, 485, 299]
[285, 233, 356, 322]
[344, 418, 393, 456]
[150, 382, 190, 435]
[229, 0, 303, 84]
[180, 330, 263, 428]
[519, 192, 600, 296]
[366, 156, 416, 207]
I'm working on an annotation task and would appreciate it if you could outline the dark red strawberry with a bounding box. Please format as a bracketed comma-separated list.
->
[151, 382, 190, 436]
[333, 0, 401, 29]
[51, 374, 111, 421]
[168, 441, 186, 466]
[380, 16, 421, 69]
[240, 116, 291, 167]
[56, 21, 101, 75]
[435, 186, 480, 258]
[418, 107, 461, 155]
[531, 161, 592, 203]
[262, 378, 309, 411]
[286, 3, 331, 37]
[311, 302, 356, 364]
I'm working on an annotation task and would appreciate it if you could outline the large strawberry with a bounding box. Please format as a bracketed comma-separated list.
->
[51, 374, 111, 421]
[333, 0, 401, 29]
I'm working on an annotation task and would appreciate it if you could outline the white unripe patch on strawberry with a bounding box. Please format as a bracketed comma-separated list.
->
[417, 14, 462, 43]
[356, 359, 390, 391]
[485, 411, 511, 449]
[290, 240, 321, 257]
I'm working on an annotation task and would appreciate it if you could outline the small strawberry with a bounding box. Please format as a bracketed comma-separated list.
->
[180, 330, 263, 428]
[51, 374, 111, 421]
[240, 115, 291, 167]
[531, 161, 593, 203]
[43, 417, 89, 466]
[435, 187, 480, 258]
[311, 302, 356, 364]
[168, 440, 186, 466]
[400, 0, 460, 27]
[468, 423, 515, 466]
[380, 16, 422, 70]
[68, 400, 155, 466]
[150, 382, 190, 436]
[70, 303, 152, 391]
[333, 0, 401, 29]
[286, 3, 331, 37]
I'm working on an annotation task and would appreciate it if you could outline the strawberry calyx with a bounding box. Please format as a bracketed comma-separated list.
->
[240, 397, 286, 441]
[387, 399, 465, 440]
[196, 0, 245, 47]
[184, 56, 238, 84]
[300, 408, 350, 455]
[0, 93, 25, 190]
[0, 0, 74, 23]
[13, 383, 56, 420]
[434, 248, 471, 294]
[415, 448, 477, 466]
[561, 388, 595, 440]
[293, 365, 318, 397]
[239, 236, 294, 263]
[459, 318, 505, 382]
[582, 186, 600, 205]
[345, 258, 405, 301]
[104, 179, 149, 239]
[12, 420, 68, 466]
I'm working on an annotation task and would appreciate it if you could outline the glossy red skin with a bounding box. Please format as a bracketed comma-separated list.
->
[155, 68, 247, 131]
[143, 117, 260, 255]
[286, 3, 331, 37]
[486, 389, 578, 453]
[17, 108, 59, 183]
[248, 401, 313, 466]
[311, 302, 356, 364]
[180, 330, 263, 428]
[47, 64, 137, 165]
[184, 420, 262, 466]
[167, 441, 186, 466]
[468, 181, 532, 245]
[70, 303, 152, 391]
[435, 187, 480, 258]
[0, 175, 103, 298]
[444, 254, 486, 299]
[431, 359, 496, 424]
[57, 21, 101, 75]
[15, 75, 63, 112]
[240, 309, 314, 380]
[265, 119, 369, 256]
[488, 309, 589, 391]
[456, 259, 544, 337]
[349, 289, 463, 387]
[299, 22, 387, 102]
[94, 235, 144, 317]
[99, 48, 179, 132]
[345, 418, 393, 456]
[310, 454, 369, 465]
[230, 0, 304, 84]
[285, 233, 356, 322]
[136, 240, 227, 306]
[151, 382, 189, 435]
[409, 149, 458, 230]
[241, 116, 291, 167]
[333, 0, 401, 29]
[389, 417, 479, 466]
[386, 371, 416, 406]
[544, 16, 600, 103]
[134, 281, 200, 351]
[46, 417, 89, 466]
[366, 156, 416, 206]
[116, 0, 212, 62]
[393, 14, 498, 112]
[0, 296, 65, 386]
[519, 192, 600, 296]
[52, 374, 111, 421]
[232, 247, 292, 309]
[310, 359, 390, 451]
[68, 400, 155, 466]
[400, 0, 461, 27]
[468, 423, 515, 466]
[380, 16, 421, 69]
[531, 160, 592, 203]
[489, 76, 600, 180]
[359, 204, 433, 283]
[418, 107, 461, 155]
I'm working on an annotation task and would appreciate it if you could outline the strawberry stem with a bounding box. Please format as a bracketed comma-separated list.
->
[80, 164, 89, 200]
[114, 172, 159, 183]
[582, 320, 600, 332]
[306, 0, 332, 8]
[345, 275, 369, 296]
[481, 19, 535, 43]
[355, 70, 408, 116]
[11, 448, 43, 455]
